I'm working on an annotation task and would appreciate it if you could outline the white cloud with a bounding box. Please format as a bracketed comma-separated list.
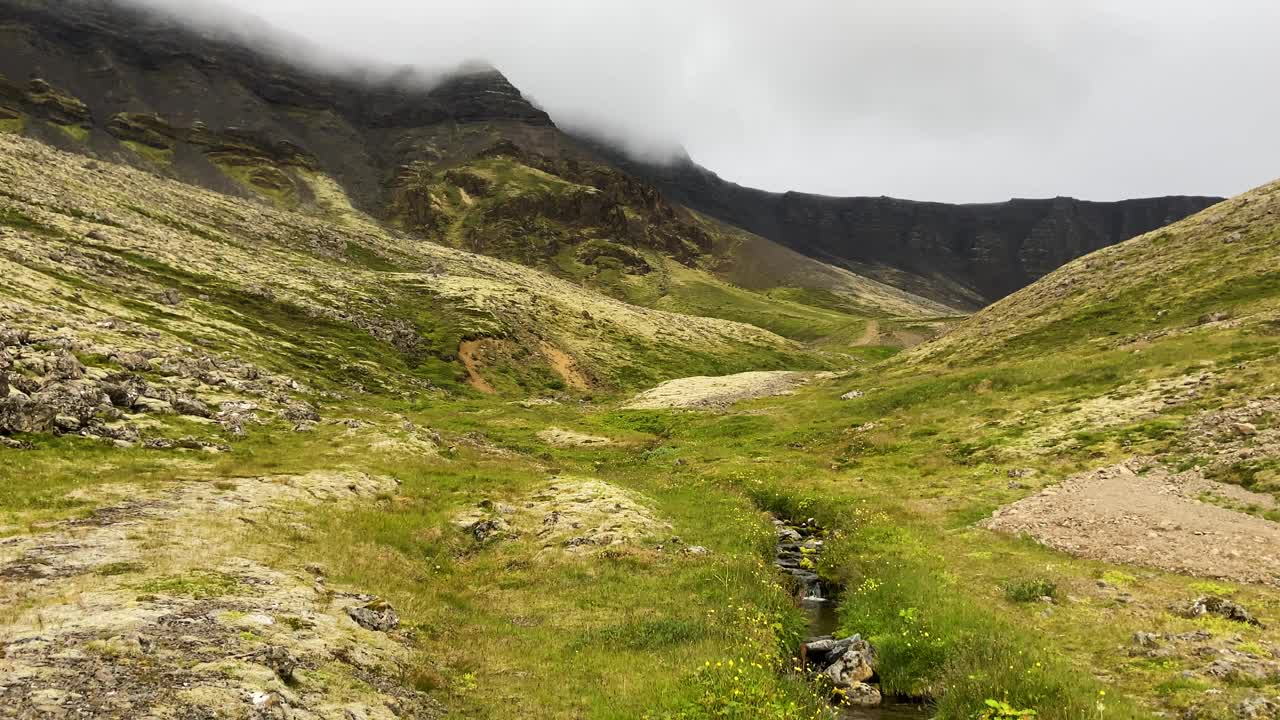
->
[124, 0, 1280, 202]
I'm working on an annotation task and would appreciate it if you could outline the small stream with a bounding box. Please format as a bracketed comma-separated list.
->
[772, 517, 932, 720]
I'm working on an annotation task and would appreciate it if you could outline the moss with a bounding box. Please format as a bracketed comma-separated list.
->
[0, 206, 74, 239]
[136, 571, 242, 599]
[0, 115, 25, 135]
[211, 154, 299, 209]
[123, 139, 174, 167]
[55, 123, 90, 143]
[95, 561, 146, 576]
[344, 241, 403, 272]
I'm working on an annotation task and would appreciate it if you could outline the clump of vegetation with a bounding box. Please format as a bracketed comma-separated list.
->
[94, 561, 145, 576]
[980, 699, 1039, 719]
[1003, 578, 1058, 603]
[136, 571, 241, 599]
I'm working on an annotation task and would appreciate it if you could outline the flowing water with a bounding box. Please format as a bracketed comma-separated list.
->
[772, 517, 933, 720]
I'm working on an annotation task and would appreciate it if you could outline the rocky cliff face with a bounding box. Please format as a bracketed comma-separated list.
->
[0, 0, 553, 210]
[582, 142, 1223, 308]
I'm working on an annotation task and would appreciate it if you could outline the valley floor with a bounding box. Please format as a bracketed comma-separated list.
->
[7, 337, 1280, 720]
[2, 135, 1280, 720]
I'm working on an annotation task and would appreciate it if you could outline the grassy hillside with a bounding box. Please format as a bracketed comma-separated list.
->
[0, 74, 954, 352]
[912, 186, 1273, 366]
[383, 145, 954, 346]
[0, 134, 817, 401]
[5, 127, 1280, 720]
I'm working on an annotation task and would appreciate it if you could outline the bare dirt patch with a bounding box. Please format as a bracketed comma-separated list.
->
[853, 320, 881, 346]
[536, 427, 612, 447]
[984, 459, 1280, 586]
[538, 342, 590, 391]
[457, 339, 497, 394]
[624, 370, 816, 411]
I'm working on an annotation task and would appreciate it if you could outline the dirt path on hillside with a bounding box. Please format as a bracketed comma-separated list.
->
[0, 473, 439, 719]
[853, 319, 881, 346]
[624, 371, 816, 411]
[984, 459, 1280, 586]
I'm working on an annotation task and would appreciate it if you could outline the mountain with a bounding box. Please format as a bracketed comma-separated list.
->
[4, 3, 1280, 720]
[582, 138, 1222, 308]
[0, 0, 1210, 320]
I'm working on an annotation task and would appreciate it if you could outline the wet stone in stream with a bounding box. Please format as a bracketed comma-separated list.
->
[773, 517, 932, 718]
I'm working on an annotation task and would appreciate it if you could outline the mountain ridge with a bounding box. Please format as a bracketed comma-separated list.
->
[577, 134, 1223, 307]
[0, 0, 1217, 313]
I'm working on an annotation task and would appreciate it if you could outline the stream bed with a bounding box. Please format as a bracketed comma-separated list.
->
[772, 516, 932, 720]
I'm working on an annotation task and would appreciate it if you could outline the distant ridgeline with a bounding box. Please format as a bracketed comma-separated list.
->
[577, 140, 1223, 309]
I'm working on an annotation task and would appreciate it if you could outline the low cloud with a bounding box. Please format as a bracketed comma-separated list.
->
[122, 0, 1280, 202]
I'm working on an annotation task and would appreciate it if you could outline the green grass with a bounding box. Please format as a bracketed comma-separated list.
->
[3, 134, 1279, 719]
[136, 571, 242, 599]
[0, 115, 27, 135]
[654, 268, 868, 343]
[54, 123, 90, 143]
[122, 139, 174, 166]
[1002, 578, 1059, 603]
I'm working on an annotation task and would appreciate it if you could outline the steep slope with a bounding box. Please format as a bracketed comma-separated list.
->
[0, 0, 954, 338]
[914, 177, 1280, 364]
[0, 134, 843, 720]
[582, 138, 1222, 308]
[0, 131, 809, 447]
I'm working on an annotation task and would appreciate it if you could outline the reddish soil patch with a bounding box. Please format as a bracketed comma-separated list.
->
[458, 340, 496, 394]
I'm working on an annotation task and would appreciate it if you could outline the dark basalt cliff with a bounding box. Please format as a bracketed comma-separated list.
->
[0, 0, 553, 209]
[584, 143, 1223, 308]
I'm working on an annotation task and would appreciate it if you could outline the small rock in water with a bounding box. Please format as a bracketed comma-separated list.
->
[840, 682, 882, 707]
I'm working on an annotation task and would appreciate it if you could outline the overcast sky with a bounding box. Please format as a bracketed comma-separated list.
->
[129, 0, 1279, 203]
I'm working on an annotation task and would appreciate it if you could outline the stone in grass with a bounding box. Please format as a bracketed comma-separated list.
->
[1175, 596, 1264, 627]
[1237, 696, 1280, 720]
[347, 599, 399, 632]
[260, 645, 299, 681]
[804, 634, 878, 689]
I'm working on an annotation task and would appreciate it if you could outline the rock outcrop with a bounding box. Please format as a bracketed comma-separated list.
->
[0, 0, 551, 212]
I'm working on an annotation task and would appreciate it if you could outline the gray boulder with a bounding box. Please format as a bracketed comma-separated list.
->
[1177, 596, 1264, 627]
[0, 392, 55, 434]
[103, 375, 151, 409]
[51, 351, 85, 380]
[172, 395, 211, 418]
[347, 599, 399, 632]
[842, 683, 882, 707]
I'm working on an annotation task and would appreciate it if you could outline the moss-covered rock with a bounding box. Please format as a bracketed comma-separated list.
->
[106, 112, 177, 149]
[575, 239, 651, 275]
[0, 75, 91, 127]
